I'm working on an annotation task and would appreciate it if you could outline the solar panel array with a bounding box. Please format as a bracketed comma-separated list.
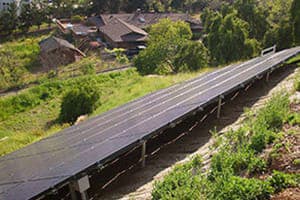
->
[0, 47, 299, 200]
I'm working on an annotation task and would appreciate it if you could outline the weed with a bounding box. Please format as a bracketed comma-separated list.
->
[268, 171, 298, 193]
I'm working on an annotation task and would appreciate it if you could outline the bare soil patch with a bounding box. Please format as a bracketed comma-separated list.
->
[271, 188, 300, 200]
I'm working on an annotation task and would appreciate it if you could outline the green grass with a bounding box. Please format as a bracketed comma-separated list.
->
[0, 68, 212, 156]
[0, 33, 118, 92]
[286, 53, 300, 65]
[0, 35, 47, 90]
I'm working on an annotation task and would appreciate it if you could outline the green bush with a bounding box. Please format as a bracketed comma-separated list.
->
[268, 171, 298, 193]
[209, 176, 274, 200]
[71, 15, 83, 23]
[59, 85, 100, 124]
[247, 157, 267, 175]
[254, 94, 289, 131]
[134, 19, 193, 75]
[249, 131, 266, 153]
[287, 112, 300, 126]
[0, 83, 60, 120]
[152, 161, 204, 200]
[81, 63, 96, 75]
[173, 41, 209, 72]
[249, 129, 276, 153]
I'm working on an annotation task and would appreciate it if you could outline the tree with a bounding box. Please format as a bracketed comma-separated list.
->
[0, 3, 18, 36]
[234, 0, 269, 41]
[134, 19, 193, 75]
[291, 0, 300, 45]
[173, 41, 209, 72]
[59, 85, 100, 124]
[207, 13, 260, 64]
[122, 0, 148, 12]
[19, 4, 34, 33]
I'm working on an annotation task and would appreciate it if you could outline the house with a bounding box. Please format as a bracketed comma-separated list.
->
[87, 11, 202, 50]
[0, 0, 31, 14]
[89, 12, 203, 35]
[39, 36, 85, 69]
[98, 17, 148, 49]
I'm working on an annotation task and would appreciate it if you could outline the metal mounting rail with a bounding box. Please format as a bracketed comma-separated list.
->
[0, 47, 299, 200]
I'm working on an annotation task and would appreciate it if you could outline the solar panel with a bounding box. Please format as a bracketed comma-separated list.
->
[0, 47, 299, 200]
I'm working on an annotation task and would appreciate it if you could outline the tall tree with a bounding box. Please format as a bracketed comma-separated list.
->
[207, 13, 260, 64]
[291, 0, 300, 45]
[0, 3, 18, 36]
[234, 0, 269, 41]
[19, 4, 34, 33]
[135, 19, 193, 74]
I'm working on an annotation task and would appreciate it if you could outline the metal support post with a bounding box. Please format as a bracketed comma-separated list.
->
[217, 97, 222, 119]
[266, 72, 270, 82]
[81, 191, 88, 200]
[141, 140, 146, 168]
[69, 182, 78, 200]
[69, 175, 90, 200]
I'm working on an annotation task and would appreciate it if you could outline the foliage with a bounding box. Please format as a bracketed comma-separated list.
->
[59, 84, 100, 124]
[0, 1, 51, 36]
[19, 4, 34, 33]
[0, 36, 42, 90]
[173, 41, 209, 72]
[153, 93, 294, 200]
[105, 48, 129, 64]
[0, 82, 62, 121]
[80, 63, 96, 75]
[152, 156, 204, 200]
[254, 94, 289, 131]
[206, 12, 260, 64]
[0, 68, 210, 155]
[209, 175, 274, 200]
[71, 15, 84, 23]
[233, 0, 269, 41]
[291, 0, 300, 45]
[135, 19, 208, 75]
[0, 3, 18, 36]
[267, 171, 298, 193]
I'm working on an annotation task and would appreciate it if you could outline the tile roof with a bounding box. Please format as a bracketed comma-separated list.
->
[95, 13, 201, 29]
[39, 36, 85, 56]
[99, 17, 148, 42]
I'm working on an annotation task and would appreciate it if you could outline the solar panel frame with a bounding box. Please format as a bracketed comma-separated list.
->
[0, 47, 299, 200]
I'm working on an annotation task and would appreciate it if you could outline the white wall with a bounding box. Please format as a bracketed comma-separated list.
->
[0, 0, 16, 11]
[0, 0, 30, 13]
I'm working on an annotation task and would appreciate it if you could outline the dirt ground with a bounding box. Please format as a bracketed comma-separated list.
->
[271, 188, 300, 200]
[97, 65, 299, 200]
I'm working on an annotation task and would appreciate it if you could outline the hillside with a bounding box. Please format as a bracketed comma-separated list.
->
[151, 73, 300, 199]
[96, 58, 300, 199]
[0, 67, 214, 156]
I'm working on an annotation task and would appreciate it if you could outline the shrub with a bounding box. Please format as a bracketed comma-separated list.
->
[81, 63, 96, 75]
[59, 85, 100, 124]
[287, 112, 300, 126]
[134, 19, 192, 75]
[152, 162, 204, 200]
[253, 94, 289, 131]
[247, 157, 267, 175]
[268, 171, 298, 193]
[173, 41, 209, 72]
[249, 131, 266, 153]
[210, 176, 274, 200]
[71, 15, 83, 23]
